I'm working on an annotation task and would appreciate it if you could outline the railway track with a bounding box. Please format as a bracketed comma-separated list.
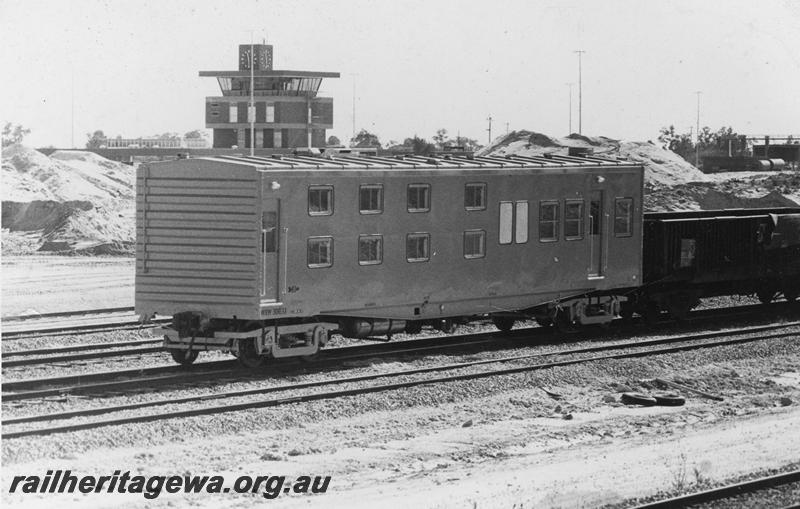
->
[2, 300, 795, 368]
[1, 306, 168, 340]
[1, 338, 164, 367]
[632, 469, 800, 508]
[5, 317, 799, 399]
[3, 306, 134, 322]
[3, 321, 798, 439]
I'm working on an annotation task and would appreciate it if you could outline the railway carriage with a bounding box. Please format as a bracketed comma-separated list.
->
[135, 153, 644, 366]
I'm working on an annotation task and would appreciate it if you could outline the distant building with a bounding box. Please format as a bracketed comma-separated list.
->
[200, 44, 339, 149]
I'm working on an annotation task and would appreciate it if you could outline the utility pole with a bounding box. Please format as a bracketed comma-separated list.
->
[71, 67, 75, 148]
[505, 122, 509, 135]
[249, 33, 255, 156]
[242, 29, 259, 156]
[695, 91, 702, 167]
[566, 82, 574, 134]
[350, 73, 358, 146]
[574, 50, 585, 134]
[487, 115, 493, 145]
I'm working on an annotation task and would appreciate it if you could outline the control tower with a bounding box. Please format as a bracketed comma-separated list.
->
[200, 44, 339, 149]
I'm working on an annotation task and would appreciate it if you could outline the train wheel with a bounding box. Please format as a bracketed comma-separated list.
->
[491, 316, 515, 332]
[236, 338, 265, 368]
[783, 289, 798, 303]
[435, 319, 457, 334]
[757, 289, 777, 305]
[535, 317, 553, 328]
[619, 301, 635, 323]
[170, 349, 199, 366]
[642, 301, 661, 326]
[553, 309, 579, 334]
[405, 321, 423, 335]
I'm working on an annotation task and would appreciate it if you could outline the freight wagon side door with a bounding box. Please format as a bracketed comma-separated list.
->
[588, 190, 604, 277]
[261, 198, 280, 302]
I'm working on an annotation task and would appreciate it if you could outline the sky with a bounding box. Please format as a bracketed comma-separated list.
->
[1, 0, 798, 148]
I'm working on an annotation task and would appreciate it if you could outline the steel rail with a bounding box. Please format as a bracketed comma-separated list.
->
[3, 338, 163, 357]
[0, 330, 520, 400]
[2, 318, 170, 340]
[2, 346, 165, 368]
[3, 326, 798, 438]
[3, 321, 799, 401]
[3, 306, 135, 322]
[631, 469, 800, 508]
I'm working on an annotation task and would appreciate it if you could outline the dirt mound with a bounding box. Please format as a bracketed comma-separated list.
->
[1, 145, 135, 254]
[479, 130, 800, 211]
[480, 131, 709, 188]
[646, 184, 798, 212]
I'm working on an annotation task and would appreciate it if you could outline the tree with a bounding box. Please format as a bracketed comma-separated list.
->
[2, 122, 31, 147]
[153, 132, 180, 140]
[85, 130, 106, 149]
[402, 136, 435, 156]
[454, 135, 482, 152]
[658, 125, 744, 166]
[351, 129, 381, 148]
[184, 130, 208, 139]
[432, 128, 451, 149]
[327, 135, 341, 146]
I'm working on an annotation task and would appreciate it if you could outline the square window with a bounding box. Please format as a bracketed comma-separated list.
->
[464, 230, 486, 259]
[359, 185, 383, 214]
[465, 183, 487, 210]
[539, 202, 559, 242]
[614, 198, 633, 237]
[406, 233, 430, 262]
[407, 184, 431, 212]
[307, 237, 333, 268]
[358, 235, 383, 265]
[308, 186, 333, 216]
[564, 200, 584, 240]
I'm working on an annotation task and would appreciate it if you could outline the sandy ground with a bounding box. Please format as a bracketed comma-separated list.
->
[1, 256, 133, 317]
[3, 389, 799, 508]
[3, 256, 799, 509]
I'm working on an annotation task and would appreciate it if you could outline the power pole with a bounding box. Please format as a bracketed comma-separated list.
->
[505, 122, 509, 135]
[350, 73, 358, 146]
[487, 115, 493, 145]
[71, 67, 75, 148]
[695, 91, 702, 167]
[574, 50, 585, 134]
[566, 82, 574, 134]
[243, 29, 259, 156]
[249, 33, 255, 156]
